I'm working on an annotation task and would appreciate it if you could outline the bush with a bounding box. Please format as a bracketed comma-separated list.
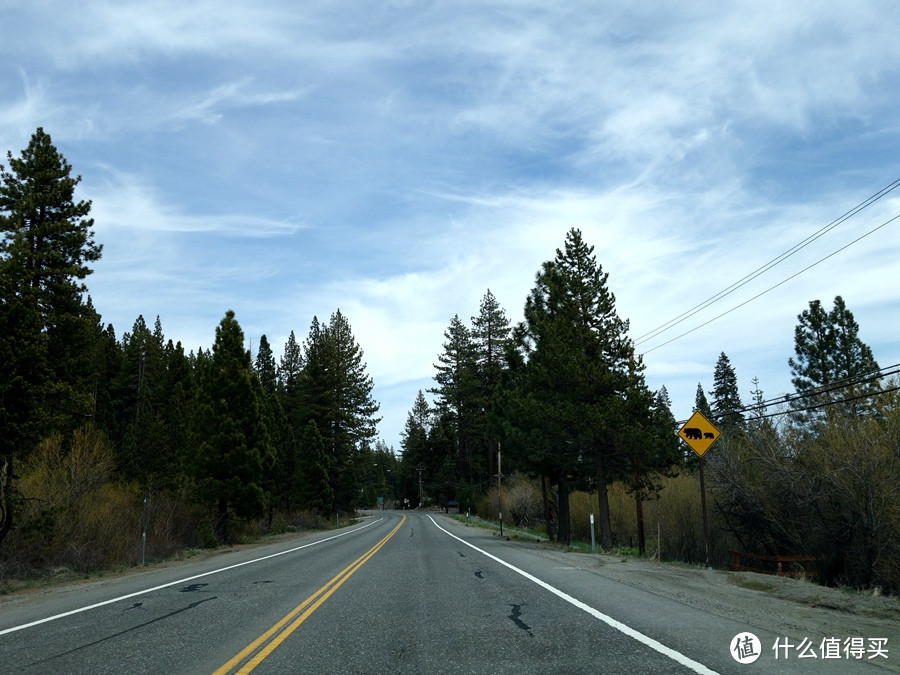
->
[476, 475, 543, 530]
[196, 516, 218, 549]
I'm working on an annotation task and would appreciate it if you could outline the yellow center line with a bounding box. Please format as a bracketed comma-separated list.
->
[213, 515, 405, 675]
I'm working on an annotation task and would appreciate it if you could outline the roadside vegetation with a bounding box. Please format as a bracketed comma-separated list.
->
[2, 129, 896, 597]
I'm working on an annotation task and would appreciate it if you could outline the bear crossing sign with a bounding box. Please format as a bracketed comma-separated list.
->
[677, 410, 721, 457]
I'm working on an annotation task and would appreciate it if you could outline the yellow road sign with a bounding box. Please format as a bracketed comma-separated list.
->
[677, 410, 721, 457]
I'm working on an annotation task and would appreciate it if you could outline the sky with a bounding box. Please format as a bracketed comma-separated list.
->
[2, 1, 899, 450]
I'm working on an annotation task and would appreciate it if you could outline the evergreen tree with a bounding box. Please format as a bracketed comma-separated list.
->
[399, 390, 432, 508]
[655, 385, 675, 422]
[746, 376, 776, 435]
[255, 334, 296, 517]
[254, 335, 278, 397]
[471, 289, 511, 480]
[789, 295, 879, 420]
[113, 315, 169, 482]
[161, 338, 195, 483]
[510, 228, 633, 546]
[296, 420, 333, 514]
[0, 128, 101, 403]
[0, 128, 101, 548]
[297, 310, 380, 511]
[620, 355, 681, 554]
[710, 352, 743, 431]
[694, 382, 712, 417]
[192, 311, 274, 541]
[430, 315, 480, 487]
[278, 330, 303, 395]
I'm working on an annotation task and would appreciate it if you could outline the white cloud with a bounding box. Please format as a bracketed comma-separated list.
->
[4, 1, 900, 445]
[88, 169, 305, 236]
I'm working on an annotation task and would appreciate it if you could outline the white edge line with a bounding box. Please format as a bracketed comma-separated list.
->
[0, 517, 383, 637]
[427, 515, 719, 675]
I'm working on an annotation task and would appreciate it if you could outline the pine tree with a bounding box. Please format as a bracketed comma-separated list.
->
[254, 335, 278, 397]
[254, 334, 296, 516]
[471, 289, 511, 480]
[0, 128, 101, 400]
[0, 128, 102, 548]
[401, 391, 431, 463]
[297, 310, 380, 511]
[430, 315, 480, 486]
[620, 353, 681, 554]
[694, 382, 712, 417]
[511, 228, 633, 547]
[746, 377, 775, 435]
[192, 311, 274, 541]
[278, 331, 303, 394]
[789, 299, 833, 398]
[710, 352, 743, 431]
[789, 295, 879, 420]
[296, 421, 333, 514]
[399, 390, 432, 509]
[277, 330, 304, 430]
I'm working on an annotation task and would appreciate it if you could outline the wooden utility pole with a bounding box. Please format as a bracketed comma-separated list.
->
[416, 464, 425, 508]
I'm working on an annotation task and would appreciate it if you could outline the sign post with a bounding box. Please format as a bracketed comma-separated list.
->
[677, 411, 721, 569]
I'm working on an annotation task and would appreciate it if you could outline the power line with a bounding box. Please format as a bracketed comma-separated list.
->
[639, 211, 900, 355]
[749, 383, 900, 422]
[634, 178, 900, 348]
[677, 363, 900, 425]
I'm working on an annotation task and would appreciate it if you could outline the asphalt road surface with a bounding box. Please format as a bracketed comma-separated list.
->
[0, 511, 889, 674]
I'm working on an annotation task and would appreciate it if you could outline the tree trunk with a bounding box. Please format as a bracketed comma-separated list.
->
[0, 455, 13, 549]
[541, 475, 555, 542]
[596, 460, 614, 549]
[633, 454, 646, 556]
[217, 497, 229, 544]
[558, 476, 571, 546]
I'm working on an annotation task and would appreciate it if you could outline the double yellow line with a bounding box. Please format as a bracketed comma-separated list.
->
[214, 515, 406, 674]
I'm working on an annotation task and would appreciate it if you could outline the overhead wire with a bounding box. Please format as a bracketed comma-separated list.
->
[675, 362, 900, 425]
[633, 178, 900, 351]
[639, 211, 900, 355]
[749, 383, 900, 422]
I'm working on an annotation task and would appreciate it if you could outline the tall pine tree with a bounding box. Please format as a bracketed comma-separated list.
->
[430, 315, 480, 489]
[192, 311, 273, 542]
[789, 295, 879, 421]
[0, 128, 102, 548]
[297, 310, 380, 511]
[471, 289, 511, 482]
[710, 352, 743, 432]
[511, 228, 633, 546]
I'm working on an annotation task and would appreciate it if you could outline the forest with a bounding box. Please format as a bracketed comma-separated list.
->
[2, 129, 897, 595]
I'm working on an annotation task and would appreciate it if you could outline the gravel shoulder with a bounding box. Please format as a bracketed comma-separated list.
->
[511, 538, 900, 669]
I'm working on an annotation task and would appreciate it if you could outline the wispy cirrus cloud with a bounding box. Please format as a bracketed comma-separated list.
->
[88, 169, 306, 236]
[3, 0, 899, 445]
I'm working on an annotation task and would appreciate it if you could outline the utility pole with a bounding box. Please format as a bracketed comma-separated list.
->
[416, 464, 425, 508]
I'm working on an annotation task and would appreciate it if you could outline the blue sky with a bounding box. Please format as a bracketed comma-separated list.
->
[2, 2, 899, 450]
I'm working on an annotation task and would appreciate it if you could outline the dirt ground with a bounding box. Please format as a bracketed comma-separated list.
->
[518, 540, 900, 670]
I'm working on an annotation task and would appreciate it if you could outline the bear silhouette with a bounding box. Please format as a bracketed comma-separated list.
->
[684, 427, 702, 440]
[704, 432, 714, 439]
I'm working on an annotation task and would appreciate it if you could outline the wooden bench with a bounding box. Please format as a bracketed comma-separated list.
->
[730, 551, 817, 579]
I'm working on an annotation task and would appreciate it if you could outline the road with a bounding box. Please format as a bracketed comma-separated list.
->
[0, 511, 889, 674]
